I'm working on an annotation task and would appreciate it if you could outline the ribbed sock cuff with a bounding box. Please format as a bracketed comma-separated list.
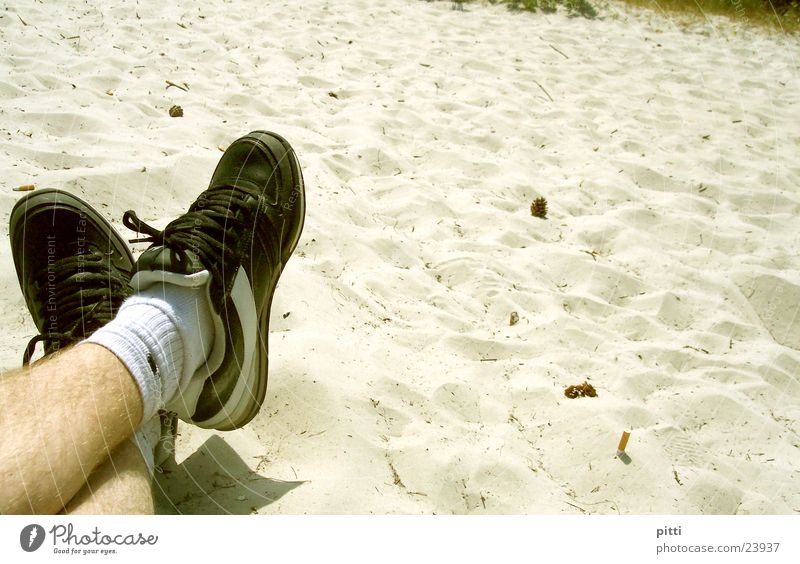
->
[84, 302, 184, 421]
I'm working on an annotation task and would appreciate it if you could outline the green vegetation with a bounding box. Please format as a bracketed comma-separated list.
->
[455, 0, 597, 18]
[490, 0, 598, 18]
[618, 0, 800, 32]
[446, 0, 800, 31]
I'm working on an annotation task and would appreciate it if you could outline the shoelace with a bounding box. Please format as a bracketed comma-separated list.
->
[23, 252, 131, 364]
[122, 185, 265, 288]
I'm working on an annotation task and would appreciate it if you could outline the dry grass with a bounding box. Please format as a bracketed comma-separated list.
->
[616, 0, 800, 33]
[447, 0, 800, 32]
[450, 0, 597, 17]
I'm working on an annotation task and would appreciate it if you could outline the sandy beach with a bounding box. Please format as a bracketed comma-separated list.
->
[0, 0, 798, 514]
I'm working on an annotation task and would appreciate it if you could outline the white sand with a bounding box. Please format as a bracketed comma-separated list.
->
[0, 0, 799, 514]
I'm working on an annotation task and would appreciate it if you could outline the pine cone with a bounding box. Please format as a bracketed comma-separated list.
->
[530, 197, 547, 219]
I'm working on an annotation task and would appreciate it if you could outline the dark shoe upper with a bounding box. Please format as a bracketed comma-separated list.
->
[122, 131, 306, 429]
[9, 189, 134, 363]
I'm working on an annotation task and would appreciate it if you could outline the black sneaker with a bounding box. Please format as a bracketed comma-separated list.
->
[122, 131, 306, 430]
[9, 188, 135, 364]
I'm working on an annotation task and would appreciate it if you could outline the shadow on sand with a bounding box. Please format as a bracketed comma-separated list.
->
[153, 435, 304, 514]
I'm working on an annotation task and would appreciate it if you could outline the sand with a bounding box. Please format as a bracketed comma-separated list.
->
[0, 0, 798, 514]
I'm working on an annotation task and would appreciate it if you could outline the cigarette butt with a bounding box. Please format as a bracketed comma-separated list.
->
[13, 184, 35, 192]
[617, 431, 630, 453]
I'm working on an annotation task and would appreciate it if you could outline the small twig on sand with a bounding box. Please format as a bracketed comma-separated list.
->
[18, 14, 29, 26]
[581, 249, 600, 261]
[549, 44, 569, 59]
[533, 80, 554, 102]
[388, 461, 406, 489]
[565, 501, 587, 514]
[166, 80, 189, 91]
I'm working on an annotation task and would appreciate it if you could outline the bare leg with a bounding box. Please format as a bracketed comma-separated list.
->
[0, 344, 143, 514]
[63, 440, 153, 515]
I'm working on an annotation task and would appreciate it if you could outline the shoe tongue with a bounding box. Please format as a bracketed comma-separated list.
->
[135, 245, 207, 276]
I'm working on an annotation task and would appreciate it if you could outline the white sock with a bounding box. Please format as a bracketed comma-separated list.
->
[85, 283, 214, 421]
[131, 415, 161, 476]
[132, 411, 178, 476]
